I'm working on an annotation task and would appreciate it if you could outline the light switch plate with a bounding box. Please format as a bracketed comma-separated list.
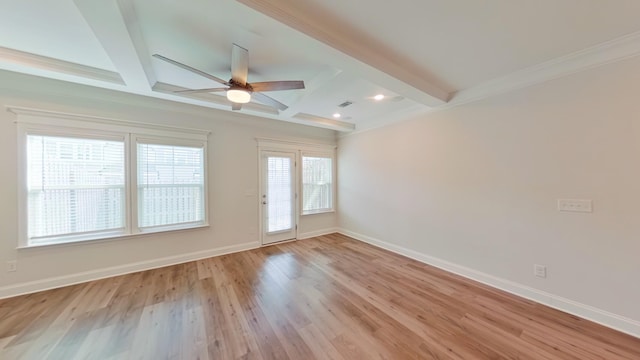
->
[558, 199, 592, 213]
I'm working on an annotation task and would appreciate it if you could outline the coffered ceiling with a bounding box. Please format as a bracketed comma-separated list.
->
[2, 0, 640, 132]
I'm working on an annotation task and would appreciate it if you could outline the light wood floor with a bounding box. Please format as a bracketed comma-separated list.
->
[1, 234, 638, 359]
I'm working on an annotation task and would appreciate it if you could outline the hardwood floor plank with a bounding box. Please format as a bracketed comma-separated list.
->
[297, 323, 345, 360]
[219, 255, 291, 360]
[0, 233, 638, 359]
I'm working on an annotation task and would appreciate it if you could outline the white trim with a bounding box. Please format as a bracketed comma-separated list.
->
[0, 241, 260, 300]
[7, 106, 211, 140]
[255, 137, 336, 151]
[0, 46, 124, 85]
[337, 228, 640, 339]
[17, 225, 210, 250]
[297, 227, 338, 240]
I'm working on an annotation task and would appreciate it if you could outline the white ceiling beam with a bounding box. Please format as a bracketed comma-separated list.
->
[74, 0, 155, 91]
[279, 66, 342, 117]
[0, 46, 123, 84]
[237, 0, 451, 107]
[292, 113, 355, 132]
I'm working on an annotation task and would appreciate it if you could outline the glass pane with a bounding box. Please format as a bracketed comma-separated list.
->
[267, 156, 292, 233]
[26, 135, 125, 242]
[302, 156, 332, 212]
[138, 143, 205, 228]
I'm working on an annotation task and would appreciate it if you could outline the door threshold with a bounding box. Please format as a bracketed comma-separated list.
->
[261, 238, 298, 247]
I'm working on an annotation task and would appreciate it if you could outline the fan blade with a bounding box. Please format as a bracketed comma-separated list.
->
[231, 44, 249, 85]
[232, 102, 242, 111]
[175, 87, 228, 94]
[250, 81, 305, 92]
[252, 92, 288, 111]
[153, 54, 228, 85]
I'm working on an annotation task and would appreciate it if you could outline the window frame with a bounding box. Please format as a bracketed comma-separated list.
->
[300, 151, 336, 215]
[13, 107, 210, 249]
[132, 135, 208, 234]
[22, 129, 131, 245]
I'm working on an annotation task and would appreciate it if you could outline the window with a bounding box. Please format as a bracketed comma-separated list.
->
[137, 141, 205, 229]
[26, 135, 126, 245]
[301, 153, 334, 214]
[15, 108, 209, 247]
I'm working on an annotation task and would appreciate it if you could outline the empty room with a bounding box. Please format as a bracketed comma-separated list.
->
[1, 0, 639, 359]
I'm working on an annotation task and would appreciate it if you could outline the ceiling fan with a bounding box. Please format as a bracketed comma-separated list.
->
[153, 44, 305, 111]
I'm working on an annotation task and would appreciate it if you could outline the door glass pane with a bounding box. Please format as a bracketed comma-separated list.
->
[267, 156, 292, 233]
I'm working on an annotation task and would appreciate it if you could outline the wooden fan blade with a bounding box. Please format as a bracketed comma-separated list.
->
[153, 54, 228, 85]
[232, 102, 242, 111]
[250, 81, 305, 92]
[231, 44, 249, 86]
[175, 87, 228, 94]
[252, 92, 288, 111]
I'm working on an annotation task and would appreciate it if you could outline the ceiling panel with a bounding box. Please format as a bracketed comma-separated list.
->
[0, 0, 116, 71]
[1, 0, 639, 132]
[286, 0, 640, 90]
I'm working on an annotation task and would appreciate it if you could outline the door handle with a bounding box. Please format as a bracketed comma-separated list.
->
[262, 201, 267, 205]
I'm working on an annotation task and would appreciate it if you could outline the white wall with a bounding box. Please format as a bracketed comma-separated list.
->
[0, 71, 337, 296]
[338, 56, 640, 335]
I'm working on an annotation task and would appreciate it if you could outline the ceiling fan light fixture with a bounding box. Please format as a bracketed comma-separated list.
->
[227, 88, 251, 104]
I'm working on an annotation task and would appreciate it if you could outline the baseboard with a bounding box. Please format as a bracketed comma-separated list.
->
[337, 228, 640, 339]
[0, 241, 261, 300]
[297, 227, 338, 240]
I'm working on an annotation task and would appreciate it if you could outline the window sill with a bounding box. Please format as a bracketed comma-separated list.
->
[17, 223, 210, 250]
[301, 209, 335, 216]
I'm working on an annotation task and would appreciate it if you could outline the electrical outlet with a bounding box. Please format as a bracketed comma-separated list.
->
[534, 264, 546, 278]
[558, 199, 592, 213]
[7, 261, 16, 272]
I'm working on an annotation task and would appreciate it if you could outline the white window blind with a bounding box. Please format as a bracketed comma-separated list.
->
[302, 155, 333, 214]
[26, 135, 125, 244]
[137, 142, 205, 228]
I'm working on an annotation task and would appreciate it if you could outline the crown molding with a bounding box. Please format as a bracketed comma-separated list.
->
[0, 46, 124, 85]
[449, 30, 640, 107]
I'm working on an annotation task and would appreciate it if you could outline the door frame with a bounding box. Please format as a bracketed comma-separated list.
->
[256, 138, 337, 247]
[258, 150, 298, 245]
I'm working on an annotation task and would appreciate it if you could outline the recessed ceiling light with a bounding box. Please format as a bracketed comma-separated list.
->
[333, 113, 341, 118]
[374, 94, 385, 101]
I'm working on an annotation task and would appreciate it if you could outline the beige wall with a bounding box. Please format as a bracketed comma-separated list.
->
[338, 56, 640, 334]
[0, 71, 337, 296]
